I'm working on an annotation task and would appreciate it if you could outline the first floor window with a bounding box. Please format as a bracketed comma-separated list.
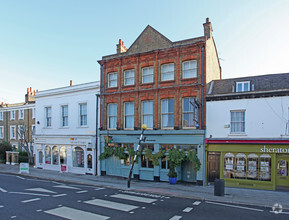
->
[60, 146, 67, 164]
[45, 146, 51, 164]
[161, 63, 174, 81]
[183, 60, 197, 78]
[10, 110, 16, 120]
[230, 111, 245, 133]
[142, 101, 153, 128]
[18, 125, 24, 140]
[124, 102, 134, 129]
[183, 97, 199, 128]
[0, 126, 4, 138]
[45, 107, 52, 127]
[142, 67, 154, 83]
[79, 103, 87, 126]
[124, 70, 135, 85]
[161, 99, 174, 128]
[73, 147, 84, 168]
[108, 72, 118, 88]
[10, 126, 16, 139]
[61, 105, 68, 127]
[52, 146, 59, 165]
[108, 103, 117, 129]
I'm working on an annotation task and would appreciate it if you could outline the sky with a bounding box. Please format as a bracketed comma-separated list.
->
[1, 0, 289, 103]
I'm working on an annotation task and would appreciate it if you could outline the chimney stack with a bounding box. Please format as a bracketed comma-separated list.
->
[203, 17, 213, 39]
[70, 80, 73, 86]
[25, 87, 36, 103]
[116, 39, 127, 54]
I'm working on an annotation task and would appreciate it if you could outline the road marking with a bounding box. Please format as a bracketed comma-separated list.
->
[0, 187, 7, 192]
[16, 176, 25, 180]
[169, 215, 182, 220]
[269, 211, 289, 215]
[76, 190, 88, 194]
[0, 205, 4, 208]
[94, 187, 105, 191]
[183, 207, 193, 212]
[205, 201, 264, 212]
[21, 198, 41, 203]
[26, 188, 57, 194]
[11, 216, 16, 219]
[36, 209, 42, 212]
[84, 199, 139, 212]
[52, 194, 67, 197]
[193, 201, 201, 205]
[52, 181, 62, 185]
[44, 206, 109, 220]
[53, 185, 81, 190]
[110, 194, 157, 203]
[9, 192, 50, 197]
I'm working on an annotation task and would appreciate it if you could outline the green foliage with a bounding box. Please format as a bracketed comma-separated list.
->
[99, 146, 114, 160]
[0, 142, 12, 162]
[18, 151, 29, 163]
[167, 148, 186, 169]
[18, 151, 28, 157]
[186, 150, 202, 171]
[114, 147, 126, 160]
[127, 147, 135, 157]
[168, 167, 177, 178]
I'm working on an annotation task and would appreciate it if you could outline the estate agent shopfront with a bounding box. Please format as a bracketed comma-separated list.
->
[206, 140, 289, 190]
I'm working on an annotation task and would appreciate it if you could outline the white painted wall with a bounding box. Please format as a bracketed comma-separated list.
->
[206, 96, 289, 139]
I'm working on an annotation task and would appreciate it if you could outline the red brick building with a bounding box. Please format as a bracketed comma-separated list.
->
[97, 18, 221, 184]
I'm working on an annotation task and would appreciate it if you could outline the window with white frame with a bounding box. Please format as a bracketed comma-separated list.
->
[45, 107, 52, 127]
[161, 99, 174, 128]
[108, 103, 117, 129]
[32, 125, 35, 135]
[0, 112, 3, 121]
[10, 126, 16, 139]
[108, 72, 118, 88]
[183, 97, 199, 128]
[142, 67, 154, 83]
[10, 110, 16, 120]
[124, 70, 135, 85]
[230, 111, 245, 133]
[79, 103, 87, 126]
[142, 101, 153, 128]
[183, 60, 197, 79]
[161, 63, 174, 81]
[19, 109, 24, 120]
[61, 105, 68, 127]
[18, 125, 24, 139]
[236, 81, 250, 92]
[32, 108, 36, 119]
[124, 102, 134, 129]
[0, 126, 4, 138]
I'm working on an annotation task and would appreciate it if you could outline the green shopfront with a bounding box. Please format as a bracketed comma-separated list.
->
[206, 140, 289, 190]
[99, 129, 206, 185]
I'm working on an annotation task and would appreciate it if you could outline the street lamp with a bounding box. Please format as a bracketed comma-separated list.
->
[127, 124, 147, 188]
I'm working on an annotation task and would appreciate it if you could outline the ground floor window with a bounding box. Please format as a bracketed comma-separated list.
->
[52, 146, 59, 165]
[141, 144, 154, 168]
[161, 156, 170, 170]
[224, 152, 271, 181]
[45, 146, 51, 164]
[73, 147, 84, 168]
[60, 146, 67, 164]
[39, 151, 43, 164]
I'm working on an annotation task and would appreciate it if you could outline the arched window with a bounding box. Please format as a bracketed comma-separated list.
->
[45, 146, 51, 164]
[235, 153, 246, 179]
[224, 153, 234, 179]
[73, 147, 84, 168]
[39, 151, 43, 164]
[247, 153, 258, 180]
[60, 146, 67, 165]
[52, 146, 59, 165]
[260, 154, 271, 181]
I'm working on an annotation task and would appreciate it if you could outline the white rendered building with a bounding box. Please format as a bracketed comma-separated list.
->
[33, 81, 100, 175]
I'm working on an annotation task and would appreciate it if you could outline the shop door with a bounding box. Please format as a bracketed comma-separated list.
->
[208, 153, 220, 182]
[86, 153, 94, 174]
[181, 161, 196, 182]
[37, 150, 43, 168]
[276, 155, 289, 188]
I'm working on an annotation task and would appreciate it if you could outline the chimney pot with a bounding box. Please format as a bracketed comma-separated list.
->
[206, 17, 210, 23]
[70, 80, 73, 86]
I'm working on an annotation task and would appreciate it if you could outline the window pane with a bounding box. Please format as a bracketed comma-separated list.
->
[45, 146, 51, 164]
[52, 146, 59, 165]
[60, 146, 67, 164]
[73, 147, 84, 167]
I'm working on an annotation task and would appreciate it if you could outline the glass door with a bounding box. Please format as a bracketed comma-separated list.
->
[276, 156, 289, 187]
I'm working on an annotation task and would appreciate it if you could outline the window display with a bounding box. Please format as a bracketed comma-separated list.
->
[45, 146, 51, 164]
[235, 153, 246, 178]
[277, 159, 288, 177]
[73, 147, 84, 168]
[60, 146, 67, 164]
[224, 153, 234, 178]
[52, 146, 59, 165]
[247, 154, 258, 180]
[260, 154, 271, 181]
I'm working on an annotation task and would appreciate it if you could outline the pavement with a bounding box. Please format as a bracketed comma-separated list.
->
[0, 163, 288, 210]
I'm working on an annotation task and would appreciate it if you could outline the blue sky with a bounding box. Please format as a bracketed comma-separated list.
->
[1, 0, 289, 103]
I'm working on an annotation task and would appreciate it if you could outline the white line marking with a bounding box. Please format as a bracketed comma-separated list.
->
[44, 206, 109, 220]
[0, 187, 7, 193]
[26, 188, 57, 194]
[183, 207, 193, 212]
[110, 194, 157, 203]
[129, 211, 134, 214]
[21, 198, 41, 203]
[11, 216, 16, 219]
[169, 215, 182, 220]
[9, 192, 50, 197]
[53, 185, 81, 190]
[84, 199, 139, 212]
[269, 211, 289, 215]
[76, 190, 88, 194]
[94, 187, 105, 191]
[52, 194, 67, 198]
[52, 181, 62, 185]
[193, 201, 201, 205]
[16, 176, 25, 180]
[0, 205, 4, 208]
[36, 209, 42, 212]
[205, 201, 264, 212]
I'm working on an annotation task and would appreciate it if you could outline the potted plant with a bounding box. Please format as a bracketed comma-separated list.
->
[168, 165, 177, 184]
[167, 148, 185, 184]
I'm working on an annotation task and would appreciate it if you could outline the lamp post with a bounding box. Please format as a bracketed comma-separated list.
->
[127, 124, 147, 188]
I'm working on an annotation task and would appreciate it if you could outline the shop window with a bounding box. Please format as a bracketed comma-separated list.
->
[161, 156, 170, 170]
[73, 147, 84, 168]
[60, 146, 67, 165]
[224, 153, 234, 178]
[87, 154, 93, 169]
[39, 151, 43, 164]
[277, 159, 288, 177]
[247, 154, 258, 180]
[235, 153, 246, 179]
[52, 146, 59, 165]
[141, 144, 154, 168]
[260, 154, 271, 181]
[45, 146, 51, 164]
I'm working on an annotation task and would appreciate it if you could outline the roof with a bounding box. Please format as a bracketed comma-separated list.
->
[207, 73, 289, 99]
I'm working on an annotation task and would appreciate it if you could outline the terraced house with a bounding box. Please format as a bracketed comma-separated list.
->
[98, 18, 221, 184]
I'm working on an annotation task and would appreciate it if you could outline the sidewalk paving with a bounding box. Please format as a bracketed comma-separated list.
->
[0, 163, 288, 210]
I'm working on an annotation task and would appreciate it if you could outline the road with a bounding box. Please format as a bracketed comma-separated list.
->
[0, 173, 287, 219]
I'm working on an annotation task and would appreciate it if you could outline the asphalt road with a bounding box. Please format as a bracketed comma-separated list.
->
[0, 173, 287, 220]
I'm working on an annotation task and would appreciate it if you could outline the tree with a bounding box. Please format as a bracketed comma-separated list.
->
[0, 141, 12, 163]
[17, 124, 34, 164]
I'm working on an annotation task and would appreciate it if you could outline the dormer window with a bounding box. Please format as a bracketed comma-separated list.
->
[236, 81, 250, 92]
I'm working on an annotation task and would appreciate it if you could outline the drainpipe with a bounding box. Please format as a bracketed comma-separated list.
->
[95, 93, 100, 176]
[201, 45, 206, 186]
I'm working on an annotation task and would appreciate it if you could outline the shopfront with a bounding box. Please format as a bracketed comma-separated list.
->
[206, 140, 289, 190]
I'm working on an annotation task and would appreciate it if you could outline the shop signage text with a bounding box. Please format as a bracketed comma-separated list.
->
[261, 146, 289, 153]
